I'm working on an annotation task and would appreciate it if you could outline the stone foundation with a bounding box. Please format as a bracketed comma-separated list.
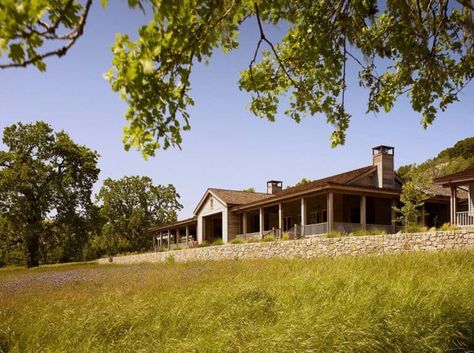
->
[98, 230, 474, 265]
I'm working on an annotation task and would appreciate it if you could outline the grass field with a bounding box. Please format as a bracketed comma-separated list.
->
[1, 251, 474, 352]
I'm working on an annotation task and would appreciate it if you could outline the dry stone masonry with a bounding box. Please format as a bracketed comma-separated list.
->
[98, 230, 474, 265]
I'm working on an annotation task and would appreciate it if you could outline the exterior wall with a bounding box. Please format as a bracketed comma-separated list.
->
[227, 212, 241, 241]
[102, 230, 474, 265]
[196, 194, 228, 243]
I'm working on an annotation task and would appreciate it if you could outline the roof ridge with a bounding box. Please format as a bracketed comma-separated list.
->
[208, 187, 271, 195]
[282, 165, 375, 193]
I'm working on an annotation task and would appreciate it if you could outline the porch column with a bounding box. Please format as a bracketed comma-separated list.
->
[469, 184, 474, 212]
[391, 199, 397, 233]
[360, 195, 366, 230]
[176, 229, 180, 244]
[242, 213, 247, 239]
[185, 226, 189, 244]
[327, 192, 334, 233]
[259, 208, 264, 237]
[167, 230, 171, 250]
[160, 232, 163, 248]
[450, 185, 457, 225]
[421, 207, 426, 226]
[278, 203, 282, 230]
[152, 233, 156, 251]
[301, 198, 306, 237]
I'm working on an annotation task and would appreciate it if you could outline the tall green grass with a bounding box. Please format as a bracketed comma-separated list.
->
[1, 252, 474, 352]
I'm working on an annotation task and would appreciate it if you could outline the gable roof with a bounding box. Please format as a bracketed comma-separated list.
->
[193, 188, 273, 215]
[208, 188, 273, 205]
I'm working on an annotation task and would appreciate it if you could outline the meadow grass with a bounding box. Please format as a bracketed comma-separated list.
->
[1, 251, 474, 352]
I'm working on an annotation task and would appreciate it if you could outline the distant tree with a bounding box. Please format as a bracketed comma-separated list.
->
[287, 178, 312, 189]
[242, 187, 256, 193]
[0, 122, 100, 267]
[2, 1, 473, 157]
[97, 176, 182, 253]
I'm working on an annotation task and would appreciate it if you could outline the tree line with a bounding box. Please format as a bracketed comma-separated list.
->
[0, 121, 182, 268]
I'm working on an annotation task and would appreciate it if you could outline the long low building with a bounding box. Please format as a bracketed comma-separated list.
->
[150, 145, 469, 249]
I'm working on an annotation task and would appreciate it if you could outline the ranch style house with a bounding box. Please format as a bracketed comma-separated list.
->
[150, 146, 474, 249]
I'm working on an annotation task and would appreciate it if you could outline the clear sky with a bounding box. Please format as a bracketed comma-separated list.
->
[0, 1, 473, 218]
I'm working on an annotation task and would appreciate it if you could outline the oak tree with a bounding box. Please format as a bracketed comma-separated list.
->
[1, 1, 473, 156]
[0, 121, 100, 267]
[97, 176, 182, 252]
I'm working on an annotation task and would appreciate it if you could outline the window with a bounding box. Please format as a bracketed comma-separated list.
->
[209, 198, 214, 209]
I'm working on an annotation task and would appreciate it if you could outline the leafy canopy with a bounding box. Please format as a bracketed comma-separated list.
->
[0, 121, 100, 267]
[2, 1, 474, 157]
[97, 175, 182, 252]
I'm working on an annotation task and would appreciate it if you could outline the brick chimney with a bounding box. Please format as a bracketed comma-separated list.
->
[372, 146, 395, 188]
[267, 180, 283, 194]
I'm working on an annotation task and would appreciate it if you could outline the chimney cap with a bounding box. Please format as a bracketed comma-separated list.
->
[372, 145, 394, 155]
[267, 180, 282, 184]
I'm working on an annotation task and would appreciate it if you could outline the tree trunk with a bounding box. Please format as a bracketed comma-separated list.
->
[26, 231, 40, 268]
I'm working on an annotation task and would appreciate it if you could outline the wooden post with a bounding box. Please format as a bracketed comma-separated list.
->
[167, 230, 171, 250]
[152, 233, 156, 251]
[360, 195, 366, 230]
[176, 229, 180, 244]
[301, 198, 306, 237]
[185, 226, 189, 244]
[278, 203, 282, 231]
[242, 212, 247, 240]
[159, 232, 163, 248]
[259, 208, 264, 238]
[450, 185, 457, 225]
[327, 192, 334, 233]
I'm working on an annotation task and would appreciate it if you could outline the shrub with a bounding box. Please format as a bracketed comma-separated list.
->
[212, 239, 224, 246]
[405, 224, 428, 233]
[263, 236, 276, 242]
[158, 246, 167, 252]
[173, 246, 182, 251]
[197, 241, 209, 248]
[281, 232, 290, 241]
[230, 239, 245, 244]
[439, 223, 459, 231]
[246, 238, 261, 243]
[326, 230, 343, 238]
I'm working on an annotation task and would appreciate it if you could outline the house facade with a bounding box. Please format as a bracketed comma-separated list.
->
[150, 146, 454, 248]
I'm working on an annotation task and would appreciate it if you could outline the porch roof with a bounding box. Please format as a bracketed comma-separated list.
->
[434, 165, 474, 187]
[149, 216, 197, 233]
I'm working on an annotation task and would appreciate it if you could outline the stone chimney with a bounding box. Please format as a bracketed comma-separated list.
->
[267, 180, 283, 194]
[372, 146, 395, 188]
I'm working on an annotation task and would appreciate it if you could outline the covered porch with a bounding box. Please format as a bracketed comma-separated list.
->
[150, 217, 198, 250]
[232, 188, 400, 240]
[435, 166, 474, 227]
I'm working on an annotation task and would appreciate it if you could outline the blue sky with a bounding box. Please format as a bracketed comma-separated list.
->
[0, 1, 473, 218]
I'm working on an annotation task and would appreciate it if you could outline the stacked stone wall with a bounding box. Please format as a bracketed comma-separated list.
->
[98, 230, 474, 265]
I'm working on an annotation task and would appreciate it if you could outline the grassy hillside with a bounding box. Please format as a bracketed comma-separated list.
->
[1, 252, 474, 352]
[397, 136, 474, 180]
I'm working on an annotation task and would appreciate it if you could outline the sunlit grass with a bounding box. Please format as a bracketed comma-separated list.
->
[1, 251, 474, 352]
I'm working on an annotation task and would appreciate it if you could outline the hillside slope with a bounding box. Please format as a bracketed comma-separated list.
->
[397, 137, 474, 180]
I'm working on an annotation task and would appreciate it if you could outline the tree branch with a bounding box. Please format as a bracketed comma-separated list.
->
[0, 0, 93, 70]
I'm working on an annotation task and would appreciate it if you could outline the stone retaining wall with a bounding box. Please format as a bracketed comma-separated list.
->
[98, 230, 474, 265]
